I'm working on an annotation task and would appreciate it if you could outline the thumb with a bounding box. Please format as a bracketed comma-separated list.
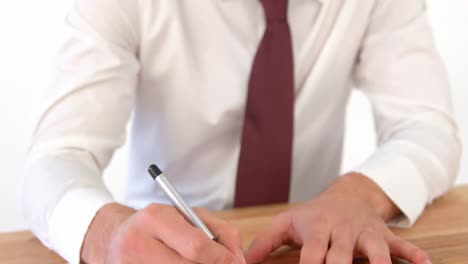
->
[196, 208, 246, 264]
[245, 213, 293, 264]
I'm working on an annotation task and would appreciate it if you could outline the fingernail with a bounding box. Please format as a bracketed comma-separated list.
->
[425, 260, 432, 264]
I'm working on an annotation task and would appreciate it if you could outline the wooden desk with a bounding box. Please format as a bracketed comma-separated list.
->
[1, 186, 468, 264]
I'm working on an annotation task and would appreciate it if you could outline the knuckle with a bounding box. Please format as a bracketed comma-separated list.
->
[275, 212, 289, 222]
[184, 238, 206, 259]
[360, 230, 377, 241]
[139, 204, 174, 225]
[144, 203, 161, 213]
[135, 211, 153, 226]
[336, 220, 352, 233]
[360, 233, 385, 250]
[140, 204, 160, 219]
[115, 230, 137, 255]
[330, 243, 350, 254]
[362, 237, 378, 249]
[306, 238, 328, 253]
[224, 224, 241, 239]
[310, 213, 329, 229]
[332, 223, 352, 240]
[273, 212, 292, 228]
[362, 226, 378, 235]
[214, 252, 236, 264]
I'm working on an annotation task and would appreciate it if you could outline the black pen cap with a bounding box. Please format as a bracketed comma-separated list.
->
[148, 164, 163, 179]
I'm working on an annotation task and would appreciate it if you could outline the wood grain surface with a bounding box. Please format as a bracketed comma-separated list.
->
[1, 186, 467, 264]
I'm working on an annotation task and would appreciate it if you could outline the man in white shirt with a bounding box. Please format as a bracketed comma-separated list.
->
[23, 0, 461, 263]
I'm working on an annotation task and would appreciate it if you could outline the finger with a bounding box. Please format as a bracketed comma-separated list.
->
[196, 208, 246, 264]
[112, 230, 195, 264]
[299, 238, 329, 264]
[296, 213, 331, 264]
[325, 224, 355, 264]
[245, 213, 293, 264]
[357, 231, 392, 264]
[387, 236, 430, 264]
[140, 204, 239, 264]
[139, 235, 196, 264]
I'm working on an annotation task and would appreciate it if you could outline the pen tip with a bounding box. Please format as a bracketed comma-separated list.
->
[148, 164, 162, 179]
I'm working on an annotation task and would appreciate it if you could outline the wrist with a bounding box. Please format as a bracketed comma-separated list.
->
[324, 173, 400, 221]
[81, 203, 136, 263]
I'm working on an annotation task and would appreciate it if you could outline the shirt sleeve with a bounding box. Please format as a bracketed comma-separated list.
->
[352, 0, 462, 227]
[22, 0, 140, 262]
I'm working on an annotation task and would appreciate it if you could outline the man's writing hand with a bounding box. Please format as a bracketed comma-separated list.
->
[81, 203, 246, 264]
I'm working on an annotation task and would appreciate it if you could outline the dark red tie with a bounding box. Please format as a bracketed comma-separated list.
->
[234, 0, 294, 207]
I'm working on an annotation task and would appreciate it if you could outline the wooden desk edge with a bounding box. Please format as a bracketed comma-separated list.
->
[1, 185, 467, 264]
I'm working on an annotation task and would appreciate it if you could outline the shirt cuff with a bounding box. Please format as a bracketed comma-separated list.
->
[48, 187, 115, 264]
[352, 144, 429, 227]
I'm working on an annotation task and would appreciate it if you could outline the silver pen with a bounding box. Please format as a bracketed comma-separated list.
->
[148, 164, 216, 240]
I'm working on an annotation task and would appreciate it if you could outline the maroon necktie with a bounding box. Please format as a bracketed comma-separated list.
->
[234, 0, 294, 207]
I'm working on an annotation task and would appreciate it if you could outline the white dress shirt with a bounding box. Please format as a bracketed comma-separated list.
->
[23, 0, 461, 263]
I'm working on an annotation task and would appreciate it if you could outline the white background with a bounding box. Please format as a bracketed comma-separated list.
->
[0, 1, 467, 232]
